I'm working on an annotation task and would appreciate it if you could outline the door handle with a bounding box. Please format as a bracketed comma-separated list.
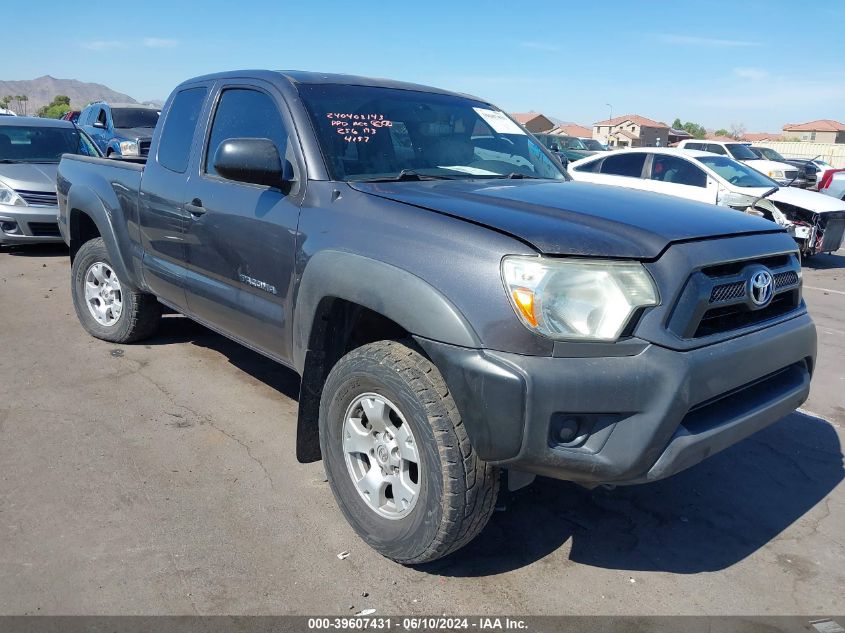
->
[185, 198, 206, 217]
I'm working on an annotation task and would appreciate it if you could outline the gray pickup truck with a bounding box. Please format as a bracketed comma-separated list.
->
[57, 70, 816, 564]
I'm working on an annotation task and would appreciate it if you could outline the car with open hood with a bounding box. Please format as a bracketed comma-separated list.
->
[568, 147, 845, 256]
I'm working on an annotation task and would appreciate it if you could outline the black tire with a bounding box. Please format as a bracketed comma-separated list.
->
[71, 237, 161, 343]
[319, 340, 499, 564]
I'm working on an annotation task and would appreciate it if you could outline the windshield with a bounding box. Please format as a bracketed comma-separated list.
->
[581, 139, 604, 150]
[111, 108, 160, 129]
[725, 143, 758, 160]
[298, 84, 566, 181]
[760, 147, 786, 161]
[699, 155, 779, 188]
[0, 125, 99, 162]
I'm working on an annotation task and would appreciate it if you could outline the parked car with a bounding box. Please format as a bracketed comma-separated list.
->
[534, 133, 595, 161]
[819, 169, 845, 201]
[748, 146, 789, 163]
[677, 139, 806, 187]
[786, 158, 837, 190]
[77, 102, 159, 157]
[568, 147, 845, 256]
[579, 138, 607, 151]
[58, 70, 816, 564]
[0, 116, 100, 246]
[60, 110, 81, 124]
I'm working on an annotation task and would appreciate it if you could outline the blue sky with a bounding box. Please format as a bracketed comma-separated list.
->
[6, 0, 845, 131]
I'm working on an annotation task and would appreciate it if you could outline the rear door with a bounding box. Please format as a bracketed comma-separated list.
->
[571, 152, 650, 191]
[182, 80, 305, 363]
[645, 153, 718, 204]
[138, 84, 210, 309]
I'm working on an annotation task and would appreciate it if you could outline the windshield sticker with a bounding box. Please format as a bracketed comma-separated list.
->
[438, 165, 499, 175]
[327, 113, 393, 143]
[472, 108, 525, 135]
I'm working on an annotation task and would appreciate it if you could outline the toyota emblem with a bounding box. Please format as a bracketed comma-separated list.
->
[748, 270, 774, 307]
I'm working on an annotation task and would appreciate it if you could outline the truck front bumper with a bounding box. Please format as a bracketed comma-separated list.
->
[417, 312, 816, 486]
[0, 204, 63, 245]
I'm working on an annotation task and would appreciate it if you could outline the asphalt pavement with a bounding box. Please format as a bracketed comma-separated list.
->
[0, 244, 843, 615]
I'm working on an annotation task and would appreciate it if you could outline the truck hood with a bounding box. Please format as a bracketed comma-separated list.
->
[350, 179, 781, 258]
[0, 162, 58, 192]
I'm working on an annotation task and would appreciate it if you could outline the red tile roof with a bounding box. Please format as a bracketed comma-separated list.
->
[705, 134, 736, 142]
[593, 114, 668, 128]
[742, 132, 784, 142]
[782, 119, 845, 132]
[551, 123, 592, 137]
[510, 112, 548, 125]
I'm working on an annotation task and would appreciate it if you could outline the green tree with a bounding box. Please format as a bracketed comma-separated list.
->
[672, 117, 683, 130]
[714, 128, 729, 137]
[37, 95, 73, 119]
[682, 121, 708, 139]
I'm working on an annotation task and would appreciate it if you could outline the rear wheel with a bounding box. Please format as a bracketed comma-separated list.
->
[319, 340, 499, 564]
[71, 238, 161, 343]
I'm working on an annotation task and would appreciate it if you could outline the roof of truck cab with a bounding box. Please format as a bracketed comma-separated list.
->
[178, 69, 485, 101]
[0, 116, 75, 128]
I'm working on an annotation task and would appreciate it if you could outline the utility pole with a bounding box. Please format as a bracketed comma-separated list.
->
[605, 103, 613, 147]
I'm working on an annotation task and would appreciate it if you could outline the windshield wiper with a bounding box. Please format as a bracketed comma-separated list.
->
[502, 172, 543, 179]
[358, 169, 457, 183]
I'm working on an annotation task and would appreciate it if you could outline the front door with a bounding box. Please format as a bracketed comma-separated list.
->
[182, 84, 304, 363]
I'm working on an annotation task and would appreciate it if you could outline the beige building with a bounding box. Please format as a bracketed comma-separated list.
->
[510, 112, 555, 133]
[593, 114, 671, 148]
[782, 120, 845, 143]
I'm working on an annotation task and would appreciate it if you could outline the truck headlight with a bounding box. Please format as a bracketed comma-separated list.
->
[119, 140, 140, 156]
[502, 256, 658, 341]
[0, 180, 26, 206]
[768, 170, 785, 179]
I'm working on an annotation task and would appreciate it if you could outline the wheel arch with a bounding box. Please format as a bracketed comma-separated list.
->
[66, 185, 137, 288]
[293, 251, 481, 463]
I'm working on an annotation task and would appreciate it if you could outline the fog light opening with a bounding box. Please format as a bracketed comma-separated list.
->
[1, 221, 19, 234]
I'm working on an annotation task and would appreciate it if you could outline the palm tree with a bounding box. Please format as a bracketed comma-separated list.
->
[20, 95, 28, 116]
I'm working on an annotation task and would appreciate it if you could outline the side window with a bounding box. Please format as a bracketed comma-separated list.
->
[205, 88, 292, 183]
[706, 144, 727, 155]
[599, 153, 647, 178]
[649, 155, 707, 187]
[685, 142, 703, 151]
[157, 87, 208, 173]
[572, 157, 603, 173]
[96, 107, 108, 127]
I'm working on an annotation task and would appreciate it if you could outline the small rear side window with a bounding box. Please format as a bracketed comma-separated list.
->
[158, 87, 208, 173]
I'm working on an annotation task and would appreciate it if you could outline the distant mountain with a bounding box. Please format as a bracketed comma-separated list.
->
[0, 75, 137, 115]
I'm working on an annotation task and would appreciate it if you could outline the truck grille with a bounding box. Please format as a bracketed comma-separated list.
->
[784, 169, 799, 181]
[16, 189, 58, 207]
[139, 140, 151, 156]
[668, 253, 802, 340]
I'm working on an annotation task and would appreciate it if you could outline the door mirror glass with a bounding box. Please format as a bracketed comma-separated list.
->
[213, 137, 283, 188]
[92, 120, 106, 129]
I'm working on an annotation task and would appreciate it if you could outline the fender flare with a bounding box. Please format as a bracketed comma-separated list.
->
[292, 250, 481, 372]
[66, 184, 140, 289]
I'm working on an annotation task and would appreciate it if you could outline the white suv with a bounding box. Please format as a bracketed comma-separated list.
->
[677, 139, 801, 186]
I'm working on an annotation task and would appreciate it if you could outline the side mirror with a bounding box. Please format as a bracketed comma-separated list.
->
[213, 138, 283, 188]
[92, 120, 106, 129]
[550, 143, 560, 152]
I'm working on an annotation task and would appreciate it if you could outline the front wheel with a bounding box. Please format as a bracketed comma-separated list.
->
[71, 238, 161, 343]
[319, 340, 499, 564]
